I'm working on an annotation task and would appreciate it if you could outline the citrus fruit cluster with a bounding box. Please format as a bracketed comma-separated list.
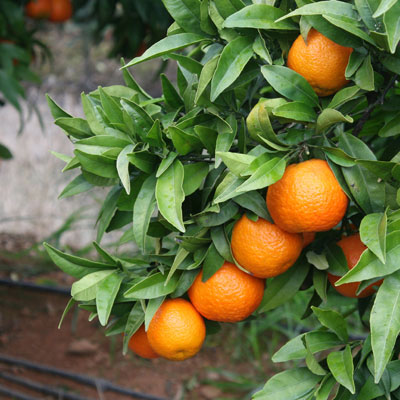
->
[127, 30, 374, 363]
[25, 0, 72, 22]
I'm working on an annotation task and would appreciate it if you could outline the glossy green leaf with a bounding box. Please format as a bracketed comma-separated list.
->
[233, 191, 271, 221]
[354, 54, 375, 91]
[122, 303, 144, 355]
[124, 272, 180, 299]
[96, 271, 123, 326]
[162, 0, 203, 34]
[236, 157, 286, 193]
[125, 33, 208, 67]
[327, 345, 355, 394]
[117, 144, 135, 194]
[156, 160, 185, 232]
[59, 174, 93, 199]
[195, 201, 239, 227]
[272, 101, 317, 122]
[133, 173, 157, 253]
[210, 36, 254, 101]
[261, 65, 319, 107]
[169, 126, 202, 155]
[371, 271, 400, 382]
[258, 257, 310, 313]
[161, 73, 184, 109]
[71, 270, 116, 301]
[144, 296, 165, 330]
[253, 368, 321, 400]
[183, 162, 209, 196]
[216, 152, 255, 176]
[96, 187, 120, 243]
[312, 307, 348, 342]
[211, 225, 234, 263]
[202, 243, 225, 281]
[224, 4, 297, 30]
[316, 109, 353, 134]
[383, 1, 400, 53]
[360, 212, 387, 264]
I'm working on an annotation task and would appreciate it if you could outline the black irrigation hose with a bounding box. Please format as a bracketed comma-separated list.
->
[0, 371, 95, 400]
[0, 278, 70, 295]
[0, 354, 168, 400]
[0, 383, 39, 400]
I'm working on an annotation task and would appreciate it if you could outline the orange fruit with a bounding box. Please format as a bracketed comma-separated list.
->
[231, 215, 303, 278]
[49, 0, 73, 22]
[328, 233, 383, 298]
[287, 29, 353, 96]
[147, 298, 205, 361]
[128, 325, 159, 359]
[188, 262, 265, 322]
[266, 159, 348, 233]
[25, 0, 51, 19]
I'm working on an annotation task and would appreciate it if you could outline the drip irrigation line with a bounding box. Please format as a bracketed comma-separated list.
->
[0, 383, 39, 400]
[0, 354, 168, 400]
[0, 278, 70, 295]
[0, 371, 95, 400]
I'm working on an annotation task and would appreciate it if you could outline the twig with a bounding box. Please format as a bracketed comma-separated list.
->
[352, 74, 398, 136]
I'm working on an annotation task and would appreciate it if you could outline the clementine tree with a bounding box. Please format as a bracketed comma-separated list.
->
[46, 0, 400, 398]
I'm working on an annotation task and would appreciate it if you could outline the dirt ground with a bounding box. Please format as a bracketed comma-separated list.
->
[0, 23, 273, 400]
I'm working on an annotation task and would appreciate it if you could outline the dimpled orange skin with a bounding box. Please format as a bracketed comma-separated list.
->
[147, 298, 205, 361]
[287, 29, 353, 96]
[267, 159, 349, 233]
[231, 215, 303, 278]
[128, 325, 159, 359]
[188, 262, 265, 323]
[328, 233, 383, 298]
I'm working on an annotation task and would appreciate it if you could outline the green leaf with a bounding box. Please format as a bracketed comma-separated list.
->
[326, 243, 349, 276]
[156, 160, 185, 232]
[313, 269, 328, 302]
[96, 187, 120, 243]
[99, 87, 124, 124]
[272, 101, 317, 123]
[306, 251, 329, 271]
[183, 162, 209, 196]
[71, 270, 116, 301]
[272, 331, 343, 363]
[312, 307, 348, 342]
[43, 243, 114, 279]
[122, 303, 144, 355]
[161, 73, 184, 109]
[224, 4, 297, 30]
[379, 113, 400, 137]
[315, 375, 336, 400]
[144, 296, 165, 330]
[161, 0, 203, 34]
[383, 1, 400, 54]
[124, 272, 180, 299]
[360, 212, 387, 264]
[125, 33, 208, 67]
[58, 174, 92, 199]
[210, 36, 254, 101]
[303, 336, 328, 376]
[354, 54, 375, 91]
[316, 109, 353, 134]
[157, 152, 178, 178]
[58, 298, 76, 329]
[261, 65, 319, 108]
[81, 93, 107, 136]
[202, 243, 225, 281]
[96, 271, 123, 326]
[211, 226, 234, 263]
[371, 271, 400, 383]
[195, 201, 239, 227]
[75, 150, 118, 179]
[257, 257, 310, 313]
[253, 34, 272, 65]
[252, 368, 321, 400]
[327, 86, 361, 109]
[169, 126, 202, 155]
[327, 345, 355, 394]
[46, 94, 72, 119]
[55, 117, 92, 139]
[276, 1, 357, 21]
[217, 152, 255, 176]
[133, 173, 157, 253]
[373, 0, 397, 17]
[233, 191, 271, 221]
[339, 132, 385, 214]
[336, 231, 400, 284]
[195, 55, 219, 103]
[117, 144, 135, 194]
[235, 157, 286, 193]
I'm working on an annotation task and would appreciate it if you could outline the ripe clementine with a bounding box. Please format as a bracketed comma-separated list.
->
[49, 0, 73, 22]
[188, 262, 264, 322]
[328, 233, 383, 298]
[128, 325, 159, 359]
[287, 29, 353, 96]
[25, 0, 51, 19]
[231, 215, 303, 278]
[266, 159, 348, 233]
[147, 298, 205, 361]
[302, 232, 315, 248]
